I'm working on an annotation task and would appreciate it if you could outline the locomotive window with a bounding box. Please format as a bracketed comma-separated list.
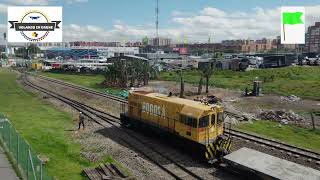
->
[211, 114, 216, 126]
[199, 115, 209, 128]
[180, 115, 197, 128]
[217, 112, 224, 124]
[192, 118, 197, 127]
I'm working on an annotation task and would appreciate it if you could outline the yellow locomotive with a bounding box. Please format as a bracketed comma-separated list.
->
[120, 91, 232, 162]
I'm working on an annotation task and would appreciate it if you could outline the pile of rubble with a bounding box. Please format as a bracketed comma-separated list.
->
[258, 110, 304, 124]
[280, 95, 301, 102]
[193, 95, 222, 104]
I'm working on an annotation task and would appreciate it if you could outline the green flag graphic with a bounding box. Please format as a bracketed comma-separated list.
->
[283, 12, 304, 25]
[282, 11, 304, 41]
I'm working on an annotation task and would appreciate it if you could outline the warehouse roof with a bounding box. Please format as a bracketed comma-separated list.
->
[124, 55, 149, 61]
[138, 53, 181, 60]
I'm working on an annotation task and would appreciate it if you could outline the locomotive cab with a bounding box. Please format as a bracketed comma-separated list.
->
[121, 91, 232, 163]
[197, 110, 225, 145]
[178, 105, 225, 144]
[177, 106, 232, 162]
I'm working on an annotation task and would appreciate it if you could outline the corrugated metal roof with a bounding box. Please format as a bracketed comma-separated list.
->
[124, 55, 149, 61]
[46, 47, 72, 51]
[140, 53, 181, 59]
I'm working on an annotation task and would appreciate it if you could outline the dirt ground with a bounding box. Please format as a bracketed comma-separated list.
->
[22, 75, 241, 180]
[19, 73, 320, 178]
[21, 75, 174, 179]
[142, 81, 320, 127]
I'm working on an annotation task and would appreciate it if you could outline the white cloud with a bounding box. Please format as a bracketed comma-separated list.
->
[0, 0, 88, 11]
[65, 0, 88, 4]
[6, 0, 50, 5]
[1, 5, 320, 43]
[0, 0, 51, 13]
[171, 10, 183, 17]
[171, 10, 195, 17]
[0, 4, 7, 13]
[63, 22, 157, 42]
[169, 6, 320, 42]
[86, 25, 103, 32]
[200, 7, 226, 17]
[60, 5, 320, 43]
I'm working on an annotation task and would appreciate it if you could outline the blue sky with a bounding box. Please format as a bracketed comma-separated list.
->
[1, 0, 320, 42]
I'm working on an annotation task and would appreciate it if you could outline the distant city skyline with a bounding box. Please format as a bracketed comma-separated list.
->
[1, 0, 320, 43]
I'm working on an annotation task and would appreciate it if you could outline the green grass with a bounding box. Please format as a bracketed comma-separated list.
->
[160, 66, 320, 99]
[37, 72, 123, 95]
[235, 120, 320, 153]
[0, 68, 114, 180]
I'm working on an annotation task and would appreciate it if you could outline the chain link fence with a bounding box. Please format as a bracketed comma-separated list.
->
[0, 114, 53, 180]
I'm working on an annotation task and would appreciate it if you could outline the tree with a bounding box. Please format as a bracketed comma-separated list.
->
[135, 60, 158, 86]
[142, 62, 150, 86]
[127, 62, 136, 87]
[204, 67, 214, 93]
[27, 44, 41, 54]
[134, 60, 144, 86]
[142, 36, 149, 46]
[198, 66, 214, 94]
[198, 71, 204, 95]
[103, 59, 158, 88]
[104, 63, 117, 86]
[177, 70, 185, 98]
[119, 60, 128, 87]
[0, 53, 7, 59]
[15, 44, 41, 59]
[149, 64, 160, 80]
[0, 46, 5, 53]
[15, 47, 28, 58]
[104, 60, 127, 88]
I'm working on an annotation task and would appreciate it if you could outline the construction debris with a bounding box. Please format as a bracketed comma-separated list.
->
[207, 95, 221, 104]
[281, 95, 301, 102]
[258, 110, 304, 124]
[83, 163, 134, 180]
[193, 95, 221, 104]
[224, 116, 239, 124]
[242, 113, 256, 121]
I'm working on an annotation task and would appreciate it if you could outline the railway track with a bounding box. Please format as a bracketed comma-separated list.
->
[226, 129, 320, 162]
[27, 72, 127, 104]
[30, 73, 320, 164]
[224, 113, 320, 163]
[22, 74, 205, 180]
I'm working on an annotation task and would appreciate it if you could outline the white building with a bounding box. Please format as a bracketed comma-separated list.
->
[39, 46, 140, 58]
[148, 37, 171, 46]
[95, 47, 139, 58]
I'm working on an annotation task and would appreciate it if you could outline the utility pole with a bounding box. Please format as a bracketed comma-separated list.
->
[311, 110, 316, 130]
[3, 33, 7, 58]
[156, 0, 159, 41]
[155, 0, 159, 62]
[207, 35, 210, 55]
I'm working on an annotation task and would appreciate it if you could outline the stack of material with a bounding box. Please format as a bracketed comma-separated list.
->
[258, 110, 304, 124]
[280, 95, 301, 102]
[207, 95, 221, 104]
[193, 95, 222, 105]
[83, 163, 134, 180]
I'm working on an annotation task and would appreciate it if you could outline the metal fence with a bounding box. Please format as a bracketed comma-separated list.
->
[0, 114, 53, 180]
